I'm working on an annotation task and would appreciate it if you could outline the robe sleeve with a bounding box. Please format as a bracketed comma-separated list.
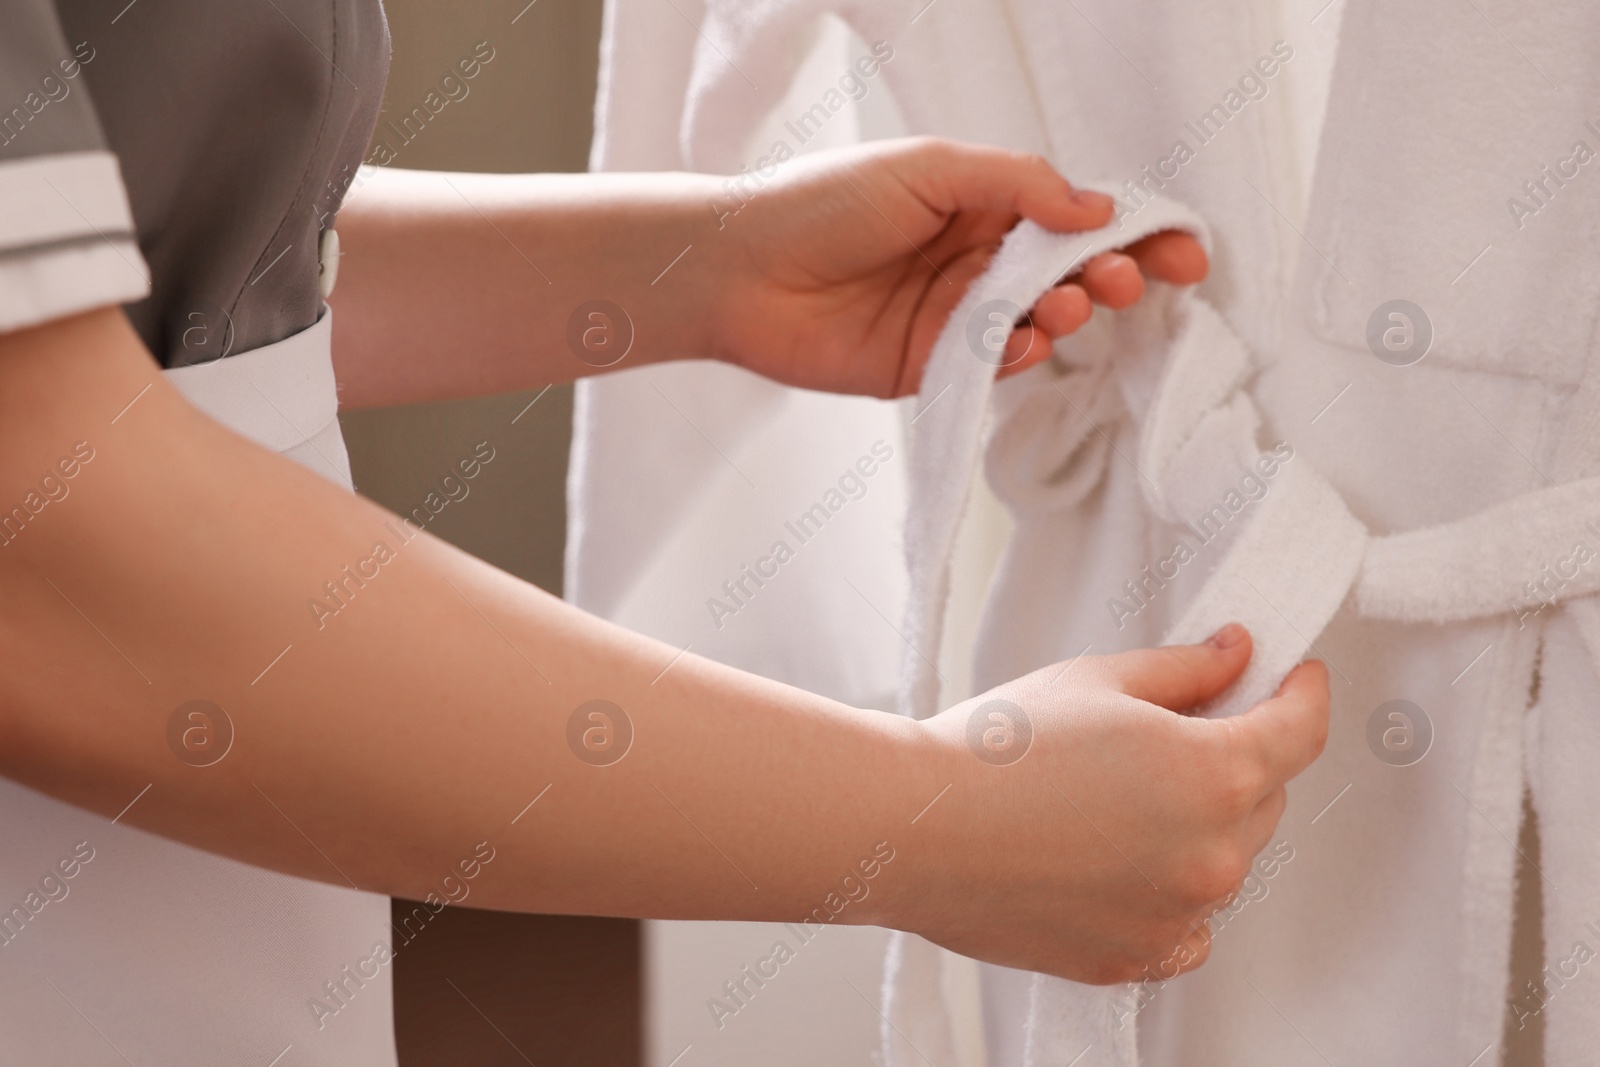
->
[0, 0, 150, 335]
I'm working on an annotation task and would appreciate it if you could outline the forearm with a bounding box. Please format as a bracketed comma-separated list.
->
[0, 308, 934, 924]
[329, 166, 733, 408]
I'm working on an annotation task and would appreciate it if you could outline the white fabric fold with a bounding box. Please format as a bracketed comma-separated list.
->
[900, 194, 1209, 720]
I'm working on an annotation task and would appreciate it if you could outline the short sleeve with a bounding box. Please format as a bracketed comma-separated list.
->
[0, 0, 150, 334]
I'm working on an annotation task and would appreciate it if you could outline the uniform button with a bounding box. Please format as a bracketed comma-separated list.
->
[318, 228, 341, 298]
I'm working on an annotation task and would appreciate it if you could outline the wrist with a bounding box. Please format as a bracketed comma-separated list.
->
[624, 172, 744, 367]
[524, 171, 735, 372]
[665, 175, 768, 377]
[844, 713, 963, 933]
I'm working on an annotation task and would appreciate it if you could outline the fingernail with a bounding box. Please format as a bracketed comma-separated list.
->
[1205, 623, 1246, 649]
[1070, 188, 1113, 211]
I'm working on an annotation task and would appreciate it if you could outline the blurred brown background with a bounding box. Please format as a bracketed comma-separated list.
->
[336, 1, 640, 1063]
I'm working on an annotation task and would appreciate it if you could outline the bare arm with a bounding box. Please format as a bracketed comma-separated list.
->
[0, 305, 922, 924]
[329, 167, 721, 407]
[328, 140, 1210, 408]
[0, 305, 1327, 983]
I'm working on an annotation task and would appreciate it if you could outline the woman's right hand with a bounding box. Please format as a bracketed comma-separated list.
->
[878, 625, 1328, 985]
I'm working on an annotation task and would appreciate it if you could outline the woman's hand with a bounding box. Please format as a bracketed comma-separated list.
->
[874, 626, 1329, 984]
[711, 137, 1209, 398]
[332, 140, 1205, 406]
[0, 309, 1325, 983]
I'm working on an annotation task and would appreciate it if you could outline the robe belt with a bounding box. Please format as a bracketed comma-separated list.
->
[901, 198, 1597, 721]
[992, 288, 1600, 717]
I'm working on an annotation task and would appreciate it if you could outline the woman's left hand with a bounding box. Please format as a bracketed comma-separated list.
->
[709, 136, 1209, 398]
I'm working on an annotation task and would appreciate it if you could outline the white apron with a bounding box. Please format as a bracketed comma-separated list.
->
[0, 306, 397, 1065]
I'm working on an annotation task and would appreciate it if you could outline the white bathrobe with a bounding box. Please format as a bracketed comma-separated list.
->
[573, 1, 1600, 1065]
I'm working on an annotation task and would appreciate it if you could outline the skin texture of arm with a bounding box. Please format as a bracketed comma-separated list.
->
[0, 305, 1328, 984]
[328, 139, 1209, 408]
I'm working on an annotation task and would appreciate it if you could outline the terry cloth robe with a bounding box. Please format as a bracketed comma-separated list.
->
[568, 7, 915, 716]
[570, 1, 1600, 1065]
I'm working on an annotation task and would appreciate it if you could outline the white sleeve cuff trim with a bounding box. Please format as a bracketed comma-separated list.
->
[0, 150, 139, 252]
[0, 237, 150, 335]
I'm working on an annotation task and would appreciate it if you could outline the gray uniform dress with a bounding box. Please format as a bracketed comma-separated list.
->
[1, 2, 398, 1062]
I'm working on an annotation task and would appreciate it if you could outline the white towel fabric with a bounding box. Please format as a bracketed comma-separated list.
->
[573, 1, 1600, 1066]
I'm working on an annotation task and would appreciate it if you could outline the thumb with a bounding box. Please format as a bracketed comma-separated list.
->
[1094, 623, 1253, 712]
[1226, 660, 1332, 787]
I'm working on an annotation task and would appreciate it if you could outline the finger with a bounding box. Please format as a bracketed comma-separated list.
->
[996, 322, 1054, 376]
[1124, 231, 1210, 286]
[1027, 284, 1092, 338]
[1078, 252, 1144, 310]
[908, 140, 1116, 233]
[1229, 660, 1332, 787]
[1095, 623, 1253, 712]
